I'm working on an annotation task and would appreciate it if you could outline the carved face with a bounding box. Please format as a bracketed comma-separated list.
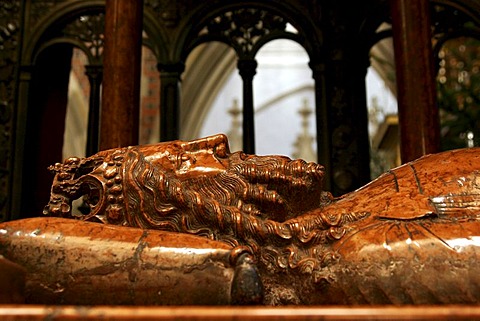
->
[44, 134, 233, 218]
[136, 134, 233, 179]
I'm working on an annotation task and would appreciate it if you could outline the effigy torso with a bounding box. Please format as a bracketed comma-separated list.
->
[290, 148, 480, 305]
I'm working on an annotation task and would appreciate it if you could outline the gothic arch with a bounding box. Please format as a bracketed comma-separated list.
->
[431, 0, 480, 58]
[351, 0, 480, 102]
[15, 2, 106, 219]
[174, 1, 323, 64]
[141, 7, 171, 63]
[434, 0, 480, 22]
[22, 1, 104, 66]
[173, 1, 381, 195]
[171, 1, 324, 156]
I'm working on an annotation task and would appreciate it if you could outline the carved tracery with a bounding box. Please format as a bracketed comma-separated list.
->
[201, 9, 290, 58]
[62, 13, 105, 62]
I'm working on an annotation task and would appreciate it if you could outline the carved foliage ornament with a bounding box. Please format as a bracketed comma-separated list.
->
[29, 0, 62, 30]
[203, 8, 288, 57]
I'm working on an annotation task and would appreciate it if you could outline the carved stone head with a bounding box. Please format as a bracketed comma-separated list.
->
[44, 134, 326, 229]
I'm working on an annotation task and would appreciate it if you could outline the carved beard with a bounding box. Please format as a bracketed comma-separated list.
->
[118, 148, 357, 278]
[46, 146, 338, 245]
[184, 153, 328, 222]
[118, 148, 341, 246]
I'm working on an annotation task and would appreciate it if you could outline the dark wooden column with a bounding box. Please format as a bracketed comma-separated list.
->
[158, 63, 184, 142]
[100, 0, 143, 150]
[310, 61, 332, 192]
[390, 0, 440, 163]
[238, 59, 257, 154]
[85, 65, 103, 156]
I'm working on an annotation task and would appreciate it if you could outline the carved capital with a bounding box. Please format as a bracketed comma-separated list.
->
[157, 61, 185, 74]
[237, 59, 257, 80]
[84, 64, 103, 81]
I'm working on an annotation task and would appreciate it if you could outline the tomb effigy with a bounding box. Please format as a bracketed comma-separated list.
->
[1, 134, 480, 305]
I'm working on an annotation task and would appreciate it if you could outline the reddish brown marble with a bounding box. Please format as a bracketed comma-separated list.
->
[0, 257, 25, 304]
[0, 217, 261, 305]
